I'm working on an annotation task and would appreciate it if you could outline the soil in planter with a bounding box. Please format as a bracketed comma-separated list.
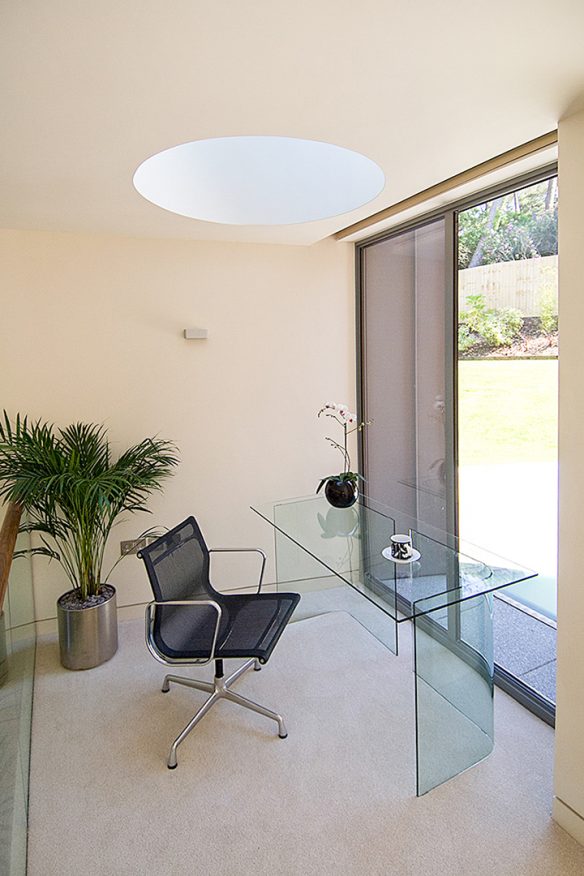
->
[57, 584, 115, 611]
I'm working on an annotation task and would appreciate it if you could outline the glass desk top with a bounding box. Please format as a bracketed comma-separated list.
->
[251, 494, 536, 622]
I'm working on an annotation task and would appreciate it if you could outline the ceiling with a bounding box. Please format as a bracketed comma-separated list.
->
[1, 1, 583, 246]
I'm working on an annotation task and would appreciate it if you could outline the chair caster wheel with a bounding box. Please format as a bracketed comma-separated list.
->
[167, 763, 177, 770]
[279, 733, 288, 739]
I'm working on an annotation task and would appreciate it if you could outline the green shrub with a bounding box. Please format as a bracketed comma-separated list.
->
[459, 294, 523, 349]
[539, 289, 558, 335]
[480, 308, 523, 346]
[460, 294, 488, 333]
[458, 322, 477, 353]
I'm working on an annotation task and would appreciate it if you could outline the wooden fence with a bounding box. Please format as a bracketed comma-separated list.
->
[459, 255, 558, 317]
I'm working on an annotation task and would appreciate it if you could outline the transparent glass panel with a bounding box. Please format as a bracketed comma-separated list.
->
[0, 525, 36, 876]
[414, 591, 494, 795]
[253, 494, 535, 663]
[457, 175, 558, 709]
[253, 495, 534, 618]
[270, 498, 399, 653]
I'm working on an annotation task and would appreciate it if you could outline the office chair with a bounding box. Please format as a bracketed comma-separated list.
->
[138, 516, 300, 768]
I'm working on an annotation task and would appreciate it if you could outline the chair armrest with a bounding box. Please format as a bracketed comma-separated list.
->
[208, 547, 267, 593]
[145, 599, 222, 665]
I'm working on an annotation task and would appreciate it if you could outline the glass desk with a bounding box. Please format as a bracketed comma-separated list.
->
[251, 494, 536, 795]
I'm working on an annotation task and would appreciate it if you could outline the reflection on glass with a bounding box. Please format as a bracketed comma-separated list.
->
[271, 498, 398, 653]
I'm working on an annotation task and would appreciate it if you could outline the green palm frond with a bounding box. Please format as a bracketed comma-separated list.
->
[0, 411, 179, 600]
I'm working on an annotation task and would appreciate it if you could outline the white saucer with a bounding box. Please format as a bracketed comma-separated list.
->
[381, 547, 421, 564]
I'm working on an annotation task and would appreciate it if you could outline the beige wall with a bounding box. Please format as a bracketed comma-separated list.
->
[0, 229, 354, 624]
[554, 108, 584, 844]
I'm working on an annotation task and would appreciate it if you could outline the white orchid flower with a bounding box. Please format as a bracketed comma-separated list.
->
[317, 401, 372, 491]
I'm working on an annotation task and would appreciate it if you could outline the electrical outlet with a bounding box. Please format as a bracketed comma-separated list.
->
[120, 537, 154, 556]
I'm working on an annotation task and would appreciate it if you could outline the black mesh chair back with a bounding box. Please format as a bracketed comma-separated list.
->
[141, 516, 213, 603]
[140, 518, 220, 661]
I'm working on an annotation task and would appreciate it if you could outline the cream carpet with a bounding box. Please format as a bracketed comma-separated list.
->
[28, 611, 584, 875]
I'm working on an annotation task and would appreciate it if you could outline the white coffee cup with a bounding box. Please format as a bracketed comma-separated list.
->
[390, 533, 413, 561]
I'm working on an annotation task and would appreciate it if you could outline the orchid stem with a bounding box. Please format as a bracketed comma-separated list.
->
[324, 436, 350, 473]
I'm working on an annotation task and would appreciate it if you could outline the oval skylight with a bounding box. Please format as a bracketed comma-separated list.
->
[133, 136, 384, 225]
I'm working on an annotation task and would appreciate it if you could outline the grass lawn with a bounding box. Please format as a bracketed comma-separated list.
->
[458, 359, 558, 466]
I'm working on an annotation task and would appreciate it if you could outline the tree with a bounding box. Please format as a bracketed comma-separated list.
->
[458, 179, 558, 269]
[468, 196, 504, 268]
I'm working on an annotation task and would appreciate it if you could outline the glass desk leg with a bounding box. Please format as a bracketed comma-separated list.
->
[414, 592, 494, 795]
[273, 528, 399, 654]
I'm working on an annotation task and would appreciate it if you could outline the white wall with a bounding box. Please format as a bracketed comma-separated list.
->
[0, 229, 354, 624]
[554, 108, 584, 844]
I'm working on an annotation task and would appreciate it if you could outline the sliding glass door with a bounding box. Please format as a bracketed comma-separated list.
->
[457, 175, 558, 717]
[357, 167, 558, 722]
[358, 218, 455, 539]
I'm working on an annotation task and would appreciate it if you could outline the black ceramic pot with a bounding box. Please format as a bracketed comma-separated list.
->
[324, 478, 358, 509]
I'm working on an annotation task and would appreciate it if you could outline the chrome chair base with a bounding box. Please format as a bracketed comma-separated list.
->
[162, 658, 288, 769]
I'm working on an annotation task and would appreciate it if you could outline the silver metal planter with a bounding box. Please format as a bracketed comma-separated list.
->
[57, 586, 118, 670]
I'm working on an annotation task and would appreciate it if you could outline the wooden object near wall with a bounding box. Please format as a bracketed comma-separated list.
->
[0, 503, 22, 614]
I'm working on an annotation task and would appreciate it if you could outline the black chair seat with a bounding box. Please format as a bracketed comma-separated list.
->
[153, 591, 300, 663]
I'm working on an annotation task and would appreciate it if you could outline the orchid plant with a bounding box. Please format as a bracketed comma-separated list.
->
[316, 402, 372, 494]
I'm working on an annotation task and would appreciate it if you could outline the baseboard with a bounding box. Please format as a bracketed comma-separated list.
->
[34, 603, 146, 635]
[553, 796, 584, 846]
[35, 617, 57, 636]
[118, 603, 147, 622]
[33, 582, 278, 635]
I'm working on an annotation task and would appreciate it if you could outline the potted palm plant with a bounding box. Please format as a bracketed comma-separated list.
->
[0, 413, 179, 670]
